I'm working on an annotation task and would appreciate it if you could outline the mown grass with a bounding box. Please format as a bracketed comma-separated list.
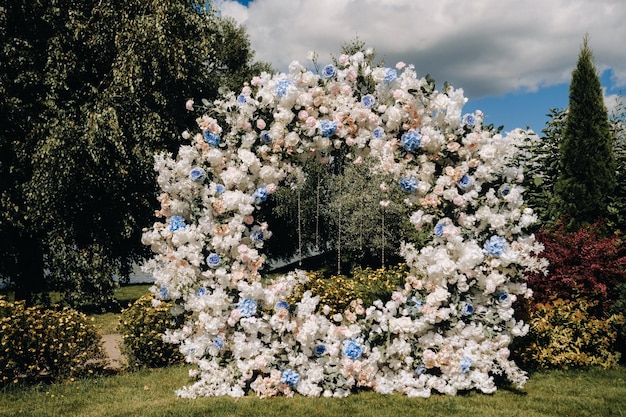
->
[1, 365, 624, 417]
[90, 285, 151, 334]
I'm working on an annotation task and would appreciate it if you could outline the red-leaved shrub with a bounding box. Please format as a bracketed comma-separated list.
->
[526, 223, 626, 316]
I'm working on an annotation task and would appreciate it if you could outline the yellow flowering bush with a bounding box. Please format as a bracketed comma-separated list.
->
[0, 297, 105, 386]
[291, 264, 407, 315]
[118, 294, 186, 368]
[516, 297, 624, 370]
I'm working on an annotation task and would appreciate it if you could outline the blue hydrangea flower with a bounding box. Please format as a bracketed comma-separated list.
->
[462, 113, 476, 127]
[343, 340, 363, 360]
[434, 221, 445, 237]
[498, 184, 511, 197]
[274, 301, 289, 312]
[461, 302, 474, 316]
[215, 184, 225, 194]
[408, 297, 423, 316]
[196, 287, 207, 296]
[321, 64, 336, 79]
[237, 298, 257, 317]
[319, 120, 338, 137]
[496, 291, 509, 303]
[384, 68, 397, 83]
[169, 215, 186, 232]
[275, 79, 292, 97]
[361, 94, 376, 108]
[460, 356, 472, 373]
[281, 369, 300, 387]
[206, 252, 221, 268]
[457, 174, 472, 191]
[251, 230, 264, 244]
[237, 94, 246, 104]
[414, 363, 426, 376]
[399, 177, 418, 193]
[213, 337, 225, 350]
[189, 167, 207, 183]
[372, 127, 385, 139]
[159, 286, 170, 300]
[203, 130, 220, 146]
[484, 235, 507, 257]
[401, 129, 422, 152]
[253, 186, 269, 204]
[259, 130, 272, 143]
[314, 344, 327, 357]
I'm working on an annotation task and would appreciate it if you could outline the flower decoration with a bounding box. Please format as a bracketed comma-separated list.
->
[189, 167, 207, 183]
[142, 47, 546, 399]
[343, 340, 363, 360]
[484, 235, 507, 257]
[169, 215, 186, 232]
[401, 129, 422, 152]
[399, 177, 418, 193]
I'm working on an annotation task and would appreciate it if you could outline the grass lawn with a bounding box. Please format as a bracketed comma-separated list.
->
[1, 365, 624, 417]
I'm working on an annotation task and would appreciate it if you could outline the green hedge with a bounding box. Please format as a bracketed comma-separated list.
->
[0, 297, 105, 386]
[118, 294, 186, 368]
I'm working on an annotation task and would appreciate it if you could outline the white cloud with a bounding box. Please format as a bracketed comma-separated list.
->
[220, 0, 626, 99]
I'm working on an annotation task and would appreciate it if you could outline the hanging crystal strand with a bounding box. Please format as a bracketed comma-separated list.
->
[297, 187, 302, 267]
[381, 204, 386, 269]
[337, 181, 342, 275]
[315, 173, 320, 250]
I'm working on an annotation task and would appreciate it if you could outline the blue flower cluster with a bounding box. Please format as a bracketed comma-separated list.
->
[384, 68, 397, 83]
[254, 186, 268, 204]
[260, 130, 272, 143]
[372, 127, 385, 139]
[319, 120, 338, 137]
[461, 302, 474, 316]
[322, 64, 336, 79]
[274, 301, 289, 312]
[401, 129, 422, 152]
[343, 340, 362, 360]
[314, 344, 327, 357]
[203, 130, 220, 146]
[462, 113, 476, 127]
[281, 369, 300, 387]
[251, 230, 264, 244]
[434, 221, 445, 237]
[483, 235, 507, 257]
[275, 79, 292, 97]
[189, 167, 207, 183]
[361, 94, 376, 108]
[408, 297, 423, 316]
[196, 287, 207, 296]
[213, 337, 225, 350]
[237, 298, 258, 318]
[206, 252, 221, 268]
[169, 215, 186, 232]
[457, 174, 472, 191]
[460, 356, 472, 373]
[399, 177, 418, 193]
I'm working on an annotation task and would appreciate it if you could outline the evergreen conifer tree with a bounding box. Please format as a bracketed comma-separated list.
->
[553, 35, 615, 229]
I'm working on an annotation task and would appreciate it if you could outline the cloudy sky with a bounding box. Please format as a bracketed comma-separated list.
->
[216, 0, 626, 135]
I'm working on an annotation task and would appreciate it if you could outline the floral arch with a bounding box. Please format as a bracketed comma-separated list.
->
[141, 49, 546, 398]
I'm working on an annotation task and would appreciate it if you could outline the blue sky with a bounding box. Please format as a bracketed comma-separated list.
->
[220, 0, 626, 136]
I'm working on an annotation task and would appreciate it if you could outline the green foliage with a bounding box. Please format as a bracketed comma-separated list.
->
[516, 298, 623, 370]
[118, 294, 186, 368]
[290, 264, 407, 315]
[553, 36, 616, 228]
[0, 297, 105, 386]
[0, 0, 270, 307]
[515, 109, 564, 227]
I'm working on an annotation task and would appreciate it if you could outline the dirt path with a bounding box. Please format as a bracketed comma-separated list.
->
[101, 334, 127, 369]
